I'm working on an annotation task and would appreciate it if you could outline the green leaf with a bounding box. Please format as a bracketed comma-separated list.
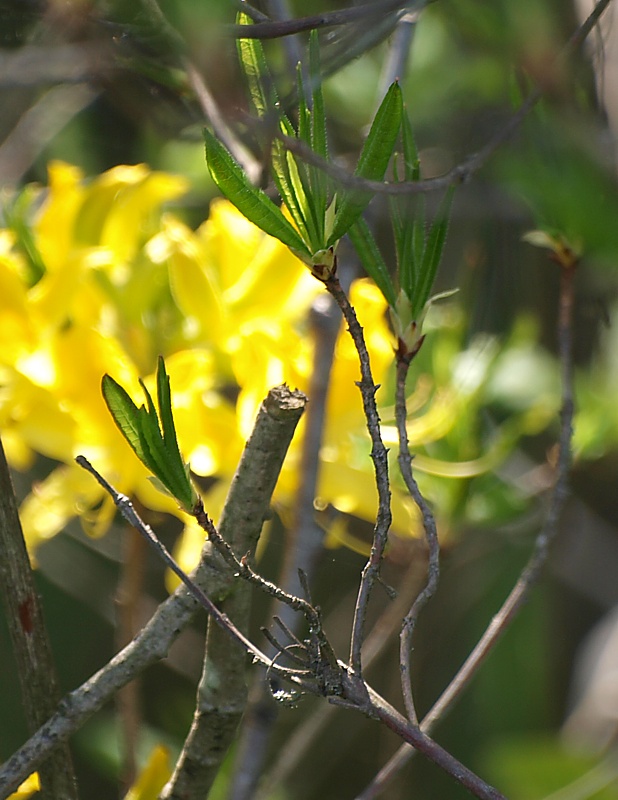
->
[102, 365, 196, 512]
[156, 356, 178, 451]
[414, 187, 454, 317]
[401, 110, 420, 182]
[236, 12, 276, 118]
[327, 81, 403, 246]
[348, 217, 397, 307]
[236, 13, 314, 248]
[102, 375, 151, 467]
[204, 128, 311, 259]
[309, 30, 328, 237]
[155, 358, 196, 509]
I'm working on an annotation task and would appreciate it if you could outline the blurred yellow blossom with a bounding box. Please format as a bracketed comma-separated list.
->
[0, 162, 525, 568]
[6, 772, 39, 800]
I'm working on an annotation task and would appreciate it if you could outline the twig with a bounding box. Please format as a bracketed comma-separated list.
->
[377, 9, 420, 98]
[227, 292, 341, 800]
[241, 0, 613, 199]
[363, 685, 507, 800]
[75, 456, 271, 667]
[0, 386, 308, 798]
[185, 62, 261, 183]
[160, 384, 310, 799]
[232, 1, 271, 23]
[135, 0, 261, 181]
[0, 43, 111, 87]
[395, 357, 441, 723]
[225, 0, 425, 39]
[323, 275, 392, 677]
[255, 558, 426, 800]
[0, 84, 98, 186]
[0, 438, 78, 800]
[115, 528, 147, 789]
[356, 250, 578, 800]
[262, 0, 305, 81]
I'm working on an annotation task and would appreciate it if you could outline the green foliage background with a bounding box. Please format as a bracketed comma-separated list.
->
[2, 1, 618, 798]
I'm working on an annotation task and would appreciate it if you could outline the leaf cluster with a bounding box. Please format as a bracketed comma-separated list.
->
[102, 356, 197, 513]
[204, 14, 402, 280]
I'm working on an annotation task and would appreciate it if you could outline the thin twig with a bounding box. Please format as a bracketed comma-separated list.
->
[255, 558, 426, 800]
[356, 251, 577, 800]
[76, 456, 272, 667]
[0, 84, 98, 186]
[363, 685, 507, 800]
[395, 358, 441, 723]
[227, 293, 341, 800]
[377, 9, 419, 98]
[323, 275, 392, 677]
[135, 0, 261, 181]
[239, 0, 613, 199]
[0, 438, 78, 800]
[160, 383, 312, 798]
[0, 385, 311, 798]
[225, 0, 425, 39]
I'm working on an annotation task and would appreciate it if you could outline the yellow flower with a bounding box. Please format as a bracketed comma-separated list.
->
[124, 745, 171, 800]
[0, 162, 523, 568]
[6, 772, 39, 800]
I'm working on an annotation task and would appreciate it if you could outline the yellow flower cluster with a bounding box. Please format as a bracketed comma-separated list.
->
[0, 161, 427, 568]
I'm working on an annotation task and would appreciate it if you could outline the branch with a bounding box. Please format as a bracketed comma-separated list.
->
[255, 558, 426, 800]
[160, 384, 308, 799]
[356, 251, 577, 800]
[227, 293, 341, 800]
[365, 686, 507, 800]
[394, 357, 441, 723]
[224, 0, 424, 39]
[323, 275, 392, 677]
[0, 438, 78, 800]
[0, 84, 98, 186]
[0, 43, 111, 87]
[242, 0, 613, 198]
[0, 386, 307, 798]
[134, 0, 261, 181]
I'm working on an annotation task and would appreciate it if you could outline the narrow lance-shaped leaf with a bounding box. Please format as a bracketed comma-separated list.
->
[155, 360, 196, 507]
[327, 81, 403, 246]
[137, 387, 177, 488]
[102, 375, 150, 467]
[401, 109, 420, 182]
[102, 367, 196, 512]
[270, 120, 312, 244]
[309, 30, 328, 237]
[204, 128, 311, 259]
[414, 187, 455, 318]
[236, 12, 275, 118]
[348, 217, 397, 307]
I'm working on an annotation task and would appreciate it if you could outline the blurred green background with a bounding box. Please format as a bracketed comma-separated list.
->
[3, 1, 618, 798]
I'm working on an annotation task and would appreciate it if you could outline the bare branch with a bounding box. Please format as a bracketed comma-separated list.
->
[160, 384, 311, 798]
[0, 385, 308, 797]
[224, 0, 424, 39]
[363, 685, 507, 800]
[236, 0, 614, 199]
[394, 357, 441, 723]
[0, 43, 111, 88]
[256, 558, 426, 800]
[356, 249, 578, 800]
[75, 456, 272, 667]
[228, 292, 341, 800]
[323, 275, 392, 677]
[0, 84, 99, 186]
